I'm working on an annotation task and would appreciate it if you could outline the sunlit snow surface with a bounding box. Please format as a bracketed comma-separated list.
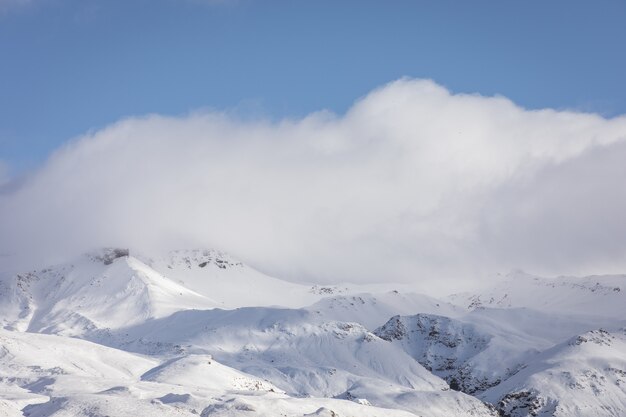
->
[1, 248, 625, 416]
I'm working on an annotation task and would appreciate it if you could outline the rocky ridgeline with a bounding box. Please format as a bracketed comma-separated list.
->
[496, 390, 557, 417]
[308, 285, 348, 295]
[374, 314, 502, 394]
[568, 328, 614, 347]
[163, 249, 243, 270]
[88, 248, 130, 265]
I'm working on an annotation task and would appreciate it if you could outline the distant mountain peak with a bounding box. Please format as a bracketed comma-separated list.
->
[151, 248, 244, 270]
[86, 247, 130, 265]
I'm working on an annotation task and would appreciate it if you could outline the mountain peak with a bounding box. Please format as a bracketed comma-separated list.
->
[86, 247, 130, 265]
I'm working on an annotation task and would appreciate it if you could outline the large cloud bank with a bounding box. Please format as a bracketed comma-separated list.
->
[2, 79, 626, 289]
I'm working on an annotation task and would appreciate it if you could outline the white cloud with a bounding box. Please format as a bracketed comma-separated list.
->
[2, 79, 626, 292]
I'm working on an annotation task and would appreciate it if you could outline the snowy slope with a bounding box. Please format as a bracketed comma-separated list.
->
[140, 353, 281, 393]
[104, 307, 446, 394]
[372, 302, 625, 396]
[0, 249, 215, 336]
[448, 270, 626, 320]
[0, 330, 425, 417]
[139, 249, 329, 309]
[140, 249, 427, 312]
[0, 329, 158, 410]
[373, 313, 539, 394]
[95, 306, 496, 417]
[0, 247, 437, 335]
[481, 328, 626, 417]
[2, 248, 625, 416]
[306, 290, 463, 329]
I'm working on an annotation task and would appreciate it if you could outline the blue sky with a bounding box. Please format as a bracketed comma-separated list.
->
[1, 0, 626, 174]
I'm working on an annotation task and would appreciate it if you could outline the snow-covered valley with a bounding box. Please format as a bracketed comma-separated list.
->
[1, 248, 624, 416]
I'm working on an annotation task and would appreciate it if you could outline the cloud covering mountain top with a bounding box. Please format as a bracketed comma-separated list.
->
[2, 79, 626, 291]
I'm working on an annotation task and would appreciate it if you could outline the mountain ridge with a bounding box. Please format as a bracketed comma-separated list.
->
[0, 247, 624, 416]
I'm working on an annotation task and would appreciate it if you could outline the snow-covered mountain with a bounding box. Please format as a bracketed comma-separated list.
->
[372, 305, 621, 397]
[374, 313, 515, 394]
[0, 250, 624, 416]
[0, 249, 215, 335]
[448, 270, 626, 320]
[138, 249, 331, 309]
[482, 328, 626, 417]
[0, 329, 427, 417]
[306, 291, 463, 329]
